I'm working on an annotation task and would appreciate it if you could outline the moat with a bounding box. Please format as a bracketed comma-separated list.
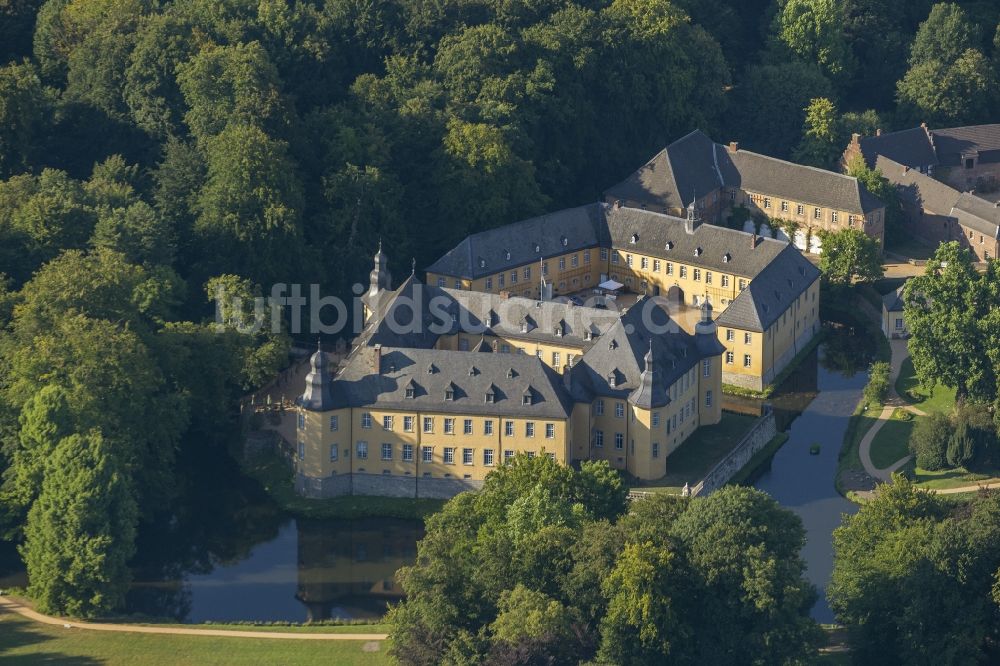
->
[0, 327, 872, 624]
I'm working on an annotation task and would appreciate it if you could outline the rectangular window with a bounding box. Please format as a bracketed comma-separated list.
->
[329, 415, 338, 431]
[705, 390, 713, 407]
[510, 270, 518, 284]
[726, 329, 735, 341]
[726, 351, 734, 364]
[595, 400, 604, 415]
[625, 254, 633, 266]
[526, 422, 535, 437]
[402, 444, 413, 462]
[666, 262, 674, 275]
[505, 420, 514, 436]
[559, 257, 566, 270]
[484, 420, 494, 435]
[797, 204, 804, 215]
[444, 447, 455, 464]
[653, 259, 660, 272]
[571, 254, 579, 267]
[330, 444, 338, 461]
[504, 449, 515, 461]
[483, 449, 494, 466]
[423, 417, 433, 433]
[381, 443, 392, 460]
[499, 274, 504, 287]
[744, 354, 752, 368]
[422, 446, 433, 463]
[437, 277, 446, 287]
[744, 332, 752, 344]
[680, 265, 688, 278]
[615, 433, 624, 450]
[738, 279, 747, 290]
[595, 430, 604, 447]
[455, 280, 461, 289]
[297, 441, 305, 460]
[763, 197, 771, 209]
[600, 247, 609, 261]
[814, 207, 822, 219]
[552, 352, 560, 367]
[832, 211, 839, 223]
[652, 442, 659, 458]
[361, 412, 372, 429]
[703, 359, 711, 377]
[462, 448, 473, 465]
[706, 271, 712, 285]
[524, 266, 531, 280]
[895, 318, 903, 330]
[545, 423, 555, 439]
[615, 402, 624, 418]
[444, 418, 455, 434]
[463, 419, 473, 435]
[693, 268, 701, 281]
[640, 257, 648, 269]
[722, 275, 729, 287]
[383, 415, 393, 431]
[403, 416, 414, 432]
[486, 277, 493, 290]
[297, 413, 305, 430]
[652, 412, 660, 427]
[781, 201, 788, 212]
[356, 441, 368, 460]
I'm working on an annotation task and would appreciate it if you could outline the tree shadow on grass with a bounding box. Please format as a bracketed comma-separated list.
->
[0, 612, 101, 665]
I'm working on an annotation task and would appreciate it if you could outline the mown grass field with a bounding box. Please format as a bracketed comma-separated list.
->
[868, 410, 914, 470]
[0, 612, 390, 665]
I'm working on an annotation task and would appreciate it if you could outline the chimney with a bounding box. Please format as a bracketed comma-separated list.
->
[492, 339, 499, 352]
[373, 343, 382, 374]
[728, 141, 739, 153]
[751, 232, 758, 249]
[562, 364, 572, 391]
[876, 128, 882, 136]
[613, 199, 622, 210]
[903, 166, 909, 174]
[851, 132, 860, 144]
[920, 122, 927, 130]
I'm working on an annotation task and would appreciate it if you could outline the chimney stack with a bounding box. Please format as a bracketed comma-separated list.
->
[876, 128, 882, 136]
[903, 166, 909, 174]
[373, 344, 382, 374]
[613, 199, 622, 210]
[751, 232, 758, 249]
[851, 132, 860, 144]
[728, 141, 739, 153]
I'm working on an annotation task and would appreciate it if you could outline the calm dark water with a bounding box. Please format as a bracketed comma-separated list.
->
[750, 329, 871, 624]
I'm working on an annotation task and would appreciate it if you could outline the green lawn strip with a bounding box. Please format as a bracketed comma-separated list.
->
[631, 414, 758, 490]
[893, 358, 956, 414]
[835, 399, 880, 495]
[904, 460, 1000, 490]
[868, 410, 914, 470]
[729, 432, 790, 485]
[0, 613, 390, 666]
[147, 623, 390, 634]
[240, 446, 444, 520]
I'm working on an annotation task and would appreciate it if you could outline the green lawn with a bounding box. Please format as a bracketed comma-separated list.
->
[900, 460, 1000, 490]
[634, 413, 758, 491]
[894, 358, 956, 415]
[0, 612, 389, 665]
[835, 400, 880, 495]
[868, 410, 914, 470]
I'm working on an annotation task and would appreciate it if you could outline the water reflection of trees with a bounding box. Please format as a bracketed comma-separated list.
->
[126, 443, 286, 620]
[820, 323, 876, 377]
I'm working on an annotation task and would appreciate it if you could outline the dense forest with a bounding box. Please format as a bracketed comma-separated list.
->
[1, 0, 1000, 616]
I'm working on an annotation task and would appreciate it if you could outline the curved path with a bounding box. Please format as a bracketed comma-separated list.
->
[859, 339, 1000, 495]
[0, 596, 388, 641]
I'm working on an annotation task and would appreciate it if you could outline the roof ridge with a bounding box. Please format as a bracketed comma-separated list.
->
[725, 144, 864, 184]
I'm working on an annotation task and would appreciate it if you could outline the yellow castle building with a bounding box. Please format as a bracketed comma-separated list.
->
[295, 249, 725, 498]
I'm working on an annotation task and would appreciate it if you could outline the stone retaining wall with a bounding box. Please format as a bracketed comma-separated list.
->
[294, 471, 482, 499]
[693, 409, 777, 496]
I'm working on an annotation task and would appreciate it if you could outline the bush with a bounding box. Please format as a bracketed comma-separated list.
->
[863, 361, 890, 407]
[908, 413, 951, 470]
[952, 403, 999, 470]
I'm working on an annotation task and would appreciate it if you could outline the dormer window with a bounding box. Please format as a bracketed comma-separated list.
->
[507, 369, 515, 379]
[608, 373, 617, 388]
[503, 249, 511, 260]
[521, 321, 528, 333]
[479, 258, 486, 268]
[405, 386, 415, 399]
[584, 330, 593, 341]
[665, 241, 674, 250]
[485, 391, 495, 403]
[522, 394, 531, 406]
[427, 364, 435, 374]
[609, 339, 618, 350]
[561, 236, 568, 246]
[723, 253, 731, 263]
[534, 243, 540, 253]
[694, 247, 703, 256]
[445, 389, 454, 401]
[630, 233, 639, 244]
[469, 366, 476, 376]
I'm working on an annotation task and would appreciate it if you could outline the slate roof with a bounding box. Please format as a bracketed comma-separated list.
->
[570, 298, 719, 406]
[604, 130, 724, 211]
[606, 206, 789, 278]
[858, 127, 938, 169]
[882, 286, 905, 313]
[875, 156, 1000, 238]
[358, 274, 455, 350]
[604, 129, 882, 215]
[717, 146, 883, 214]
[715, 244, 819, 333]
[932, 124, 1000, 166]
[332, 347, 574, 418]
[424, 203, 607, 280]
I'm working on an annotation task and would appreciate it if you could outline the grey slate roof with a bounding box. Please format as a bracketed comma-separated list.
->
[332, 347, 574, 419]
[424, 203, 607, 280]
[875, 155, 1000, 238]
[858, 127, 938, 169]
[717, 146, 883, 214]
[604, 130, 724, 211]
[882, 286, 905, 313]
[932, 124, 1000, 166]
[571, 298, 721, 406]
[716, 245, 819, 333]
[301, 345, 334, 411]
[605, 206, 789, 277]
[359, 274, 455, 350]
[604, 129, 882, 215]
